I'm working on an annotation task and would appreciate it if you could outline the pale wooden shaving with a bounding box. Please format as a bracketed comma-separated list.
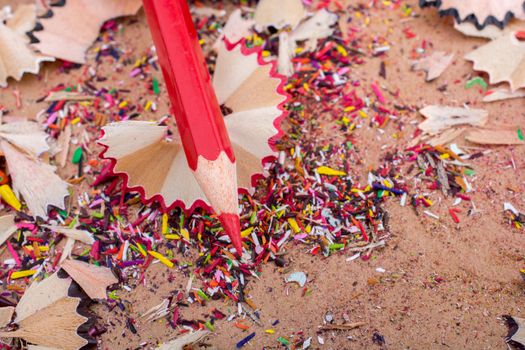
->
[0, 214, 17, 247]
[427, 128, 466, 146]
[278, 31, 294, 76]
[1, 141, 68, 219]
[61, 259, 117, 300]
[1, 273, 89, 349]
[0, 307, 14, 327]
[141, 299, 170, 322]
[44, 91, 95, 102]
[290, 9, 338, 45]
[156, 330, 209, 350]
[32, 0, 142, 63]
[418, 106, 488, 134]
[100, 42, 286, 209]
[278, 10, 338, 75]
[465, 32, 525, 91]
[465, 128, 525, 145]
[412, 51, 454, 81]
[483, 88, 525, 102]
[56, 124, 71, 168]
[214, 9, 254, 50]
[433, 0, 525, 24]
[254, 0, 306, 30]
[0, 4, 53, 87]
[43, 225, 95, 245]
[0, 121, 50, 157]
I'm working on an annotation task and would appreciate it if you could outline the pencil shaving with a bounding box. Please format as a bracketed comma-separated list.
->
[420, 0, 525, 29]
[0, 4, 53, 87]
[99, 41, 288, 212]
[32, 0, 142, 63]
[254, 0, 306, 30]
[465, 32, 525, 91]
[0, 273, 93, 350]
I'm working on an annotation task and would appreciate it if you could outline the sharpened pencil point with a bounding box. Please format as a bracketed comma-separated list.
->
[219, 213, 242, 256]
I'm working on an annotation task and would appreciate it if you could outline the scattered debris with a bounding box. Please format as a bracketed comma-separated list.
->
[286, 271, 307, 287]
[412, 51, 454, 81]
[319, 322, 366, 331]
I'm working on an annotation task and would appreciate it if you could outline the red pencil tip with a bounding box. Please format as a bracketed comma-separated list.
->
[219, 213, 242, 256]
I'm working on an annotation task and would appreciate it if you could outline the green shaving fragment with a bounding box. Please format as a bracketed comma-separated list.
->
[465, 76, 487, 90]
[152, 77, 160, 95]
[72, 147, 83, 164]
[277, 337, 290, 346]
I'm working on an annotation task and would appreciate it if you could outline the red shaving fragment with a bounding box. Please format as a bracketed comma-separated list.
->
[371, 82, 385, 104]
[516, 31, 525, 41]
[449, 208, 460, 223]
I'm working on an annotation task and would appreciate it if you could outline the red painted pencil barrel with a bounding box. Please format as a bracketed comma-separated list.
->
[142, 0, 235, 169]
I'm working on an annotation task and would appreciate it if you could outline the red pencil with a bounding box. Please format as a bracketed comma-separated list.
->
[142, 0, 242, 255]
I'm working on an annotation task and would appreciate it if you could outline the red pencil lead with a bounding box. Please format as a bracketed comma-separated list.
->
[219, 213, 243, 256]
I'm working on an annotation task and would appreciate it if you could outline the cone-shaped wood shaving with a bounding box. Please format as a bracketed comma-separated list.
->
[427, 128, 466, 146]
[0, 4, 53, 87]
[99, 41, 288, 212]
[420, 0, 525, 29]
[454, 20, 525, 39]
[0, 272, 94, 350]
[254, 0, 306, 30]
[1, 141, 68, 219]
[465, 32, 525, 91]
[32, 0, 142, 63]
[61, 259, 117, 300]
[0, 121, 50, 157]
[290, 9, 338, 44]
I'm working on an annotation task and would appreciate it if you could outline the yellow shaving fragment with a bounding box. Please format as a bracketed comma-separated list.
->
[148, 251, 174, 268]
[11, 270, 36, 279]
[241, 227, 254, 238]
[316, 166, 346, 176]
[287, 218, 301, 233]
[162, 214, 169, 234]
